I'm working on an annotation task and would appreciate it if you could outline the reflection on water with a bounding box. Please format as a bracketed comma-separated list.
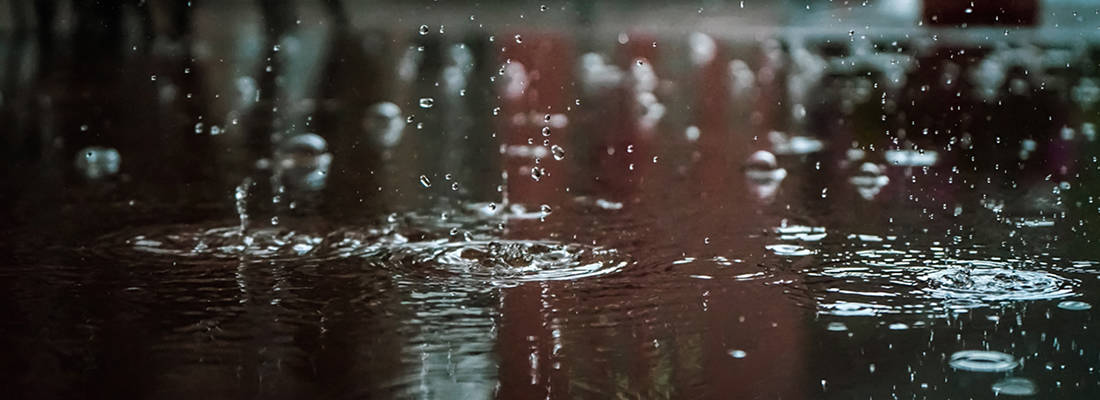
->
[2, 1, 1100, 399]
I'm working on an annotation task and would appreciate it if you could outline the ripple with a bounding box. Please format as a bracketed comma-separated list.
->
[95, 224, 399, 264]
[949, 350, 1017, 372]
[799, 236, 1079, 317]
[88, 204, 630, 285]
[381, 239, 628, 284]
[919, 267, 1076, 302]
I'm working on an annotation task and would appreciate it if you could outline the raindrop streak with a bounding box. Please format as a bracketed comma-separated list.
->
[419, 175, 432, 188]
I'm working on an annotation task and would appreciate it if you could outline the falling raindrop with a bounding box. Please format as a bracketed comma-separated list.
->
[728, 350, 747, 358]
[418, 25, 429, 35]
[530, 166, 545, 181]
[514, 34, 523, 43]
[419, 175, 432, 188]
[419, 97, 435, 108]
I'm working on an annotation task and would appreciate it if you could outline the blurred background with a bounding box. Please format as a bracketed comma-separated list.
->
[1, 1, 1100, 399]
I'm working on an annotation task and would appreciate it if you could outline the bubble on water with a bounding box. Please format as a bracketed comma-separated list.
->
[688, 32, 717, 66]
[74, 146, 121, 179]
[744, 150, 787, 182]
[766, 244, 815, 256]
[418, 25, 429, 35]
[949, 350, 1017, 372]
[885, 149, 939, 167]
[888, 322, 909, 330]
[728, 350, 747, 358]
[850, 162, 889, 200]
[684, 125, 701, 142]
[819, 301, 888, 317]
[769, 131, 824, 155]
[1057, 300, 1092, 310]
[419, 175, 432, 188]
[776, 225, 827, 241]
[991, 377, 1038, 396]
[551, 145, 565, 160]
[363, 102, 405, 148]
[419, 97, 434, 108]
[594, 199, 623, 210]
[826, 322, 849, 331]
[275, 133, 332, 192]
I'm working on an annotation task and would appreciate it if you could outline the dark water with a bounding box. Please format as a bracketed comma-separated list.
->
[2, 2, 1100, 399]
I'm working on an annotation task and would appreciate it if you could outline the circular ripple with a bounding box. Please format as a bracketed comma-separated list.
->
[801, 240, 1079, 317]
[92, 223, 400, 264]
[381, 239, 628, 284]
[949, 350, 1018, 372]
[919, 267, 1076, 302]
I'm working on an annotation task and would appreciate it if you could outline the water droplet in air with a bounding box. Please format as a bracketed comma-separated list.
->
[514, 34, 523, 43]
[419, 175, 432, 188]
[540, 4, 548, 11]
[542, 127, 551, 136]
[419, 98, 434, 108]
[530, 166, 545, 181]
[418, 25, 430, 35]
[728, 350, 747, 358]
[551, 145, 566, 160]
